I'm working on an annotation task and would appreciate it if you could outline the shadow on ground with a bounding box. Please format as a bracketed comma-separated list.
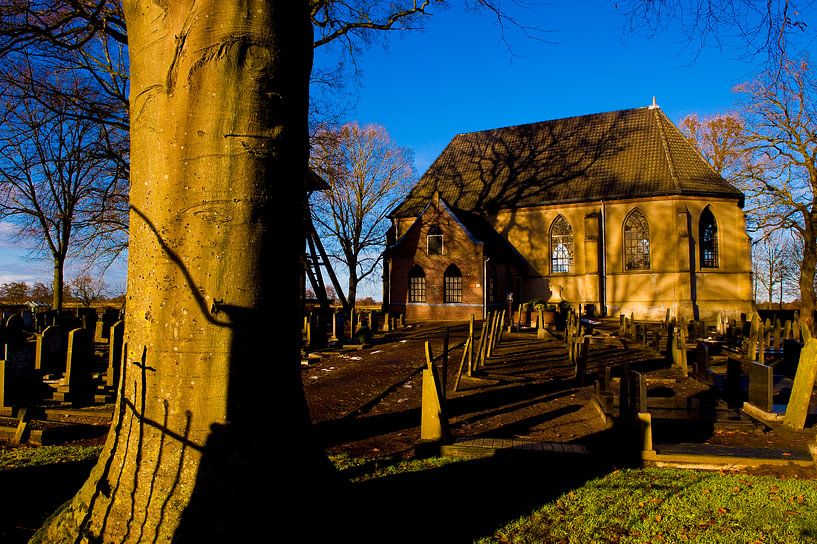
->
[334, 452, 616, 544]
[0, 460, 95, 543]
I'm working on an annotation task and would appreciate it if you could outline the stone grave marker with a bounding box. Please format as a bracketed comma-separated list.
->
[630, 370, 647, 414]
[726, 357, 743, 408]
[773, 320, 782, 350]
[693, 342, 711, 384]
[782, 339, 802, 379]
[783, 338, 817, 430]
[4, 314, 26, 354]
[748, 362, 774, 412]
[0, 341, 38, 408]
[594, 366, 615, 415]
[20, 310, 33, 330]
[35, 325, 68, 375]
[55, 328, 94, 406]
[106, 320, 124, 388]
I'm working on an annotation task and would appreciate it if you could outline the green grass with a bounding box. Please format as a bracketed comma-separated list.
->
[329, 452, 460, 482]
[0, 444, 102, 470]
[6, 446, 817, 543]
[477, 467, 817, 544]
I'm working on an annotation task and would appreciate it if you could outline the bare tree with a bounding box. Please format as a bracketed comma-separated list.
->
[678, 112, 748, 178]
[752, 228, 798, 306]
[0, 95, 113, 310]
[736, 58, 817, 330]
[0, 0, 131, 263]
[29, 281, 52, 303]
[311, 122, 414, 312]
[0, 281, 29, 303]
[70, 273, 107, 306]
[620, 0, 814, 69]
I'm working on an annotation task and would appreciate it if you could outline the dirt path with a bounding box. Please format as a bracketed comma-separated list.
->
[303, 320, 817, 478]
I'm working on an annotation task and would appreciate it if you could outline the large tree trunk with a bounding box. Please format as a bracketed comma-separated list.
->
[52, 255, 64, 311]
[800, 219, 817, 334]
[34, 3, 340, 542]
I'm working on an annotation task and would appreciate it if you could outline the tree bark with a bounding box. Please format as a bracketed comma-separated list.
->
[52, 256, 65, 312]
[800, 218, 817, 333]
[34, 3, 340, 542]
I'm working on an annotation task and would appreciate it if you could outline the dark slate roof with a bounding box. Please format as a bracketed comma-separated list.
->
[446, 205, 525, 265]
[391, 107, 743, 217]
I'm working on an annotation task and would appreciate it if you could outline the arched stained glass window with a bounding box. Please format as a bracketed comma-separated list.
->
[444, 264, 462, 303]
[551, 215, 573, 273]
[624, 210, 650, 270]
[700, 208, 719, 268]
[408, 265, 426, 302]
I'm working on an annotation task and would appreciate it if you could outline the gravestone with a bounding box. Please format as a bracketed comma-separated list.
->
[726, 357, 743, 408]
[689, 320, 704, 339]
[419, 342, 449, 444]
[54, 328, 94, 406]
[106, 320, 125, 388]
[619, 364, 631, 420]
[693, 342, 711, 384]
[773, 320, 782, 350]
[4, 314, 26, 354]
[0, 347, 38, 408]
[783, 338, 817, 430]
[35, 325, 68, 375]
[593, 366, 614, 415]
[629, 370, 647, 414]
[20, 310, 33, 330]
[782, 339, 802, 379]
[748, 362, 774, 412]
[81, 312, 98, 335]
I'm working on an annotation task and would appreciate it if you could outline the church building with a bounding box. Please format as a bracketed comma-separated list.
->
[383, 105, 754, 322]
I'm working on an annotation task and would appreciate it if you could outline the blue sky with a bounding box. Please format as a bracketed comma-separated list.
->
[2, 1, 815, 296]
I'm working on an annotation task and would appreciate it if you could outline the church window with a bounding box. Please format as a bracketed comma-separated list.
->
[551, 215, 574, 273]
[700, 208, 719, 268]
[444, 264, 462, 303]
[408, 265, 426, 302]
[624, 210, 650, 270]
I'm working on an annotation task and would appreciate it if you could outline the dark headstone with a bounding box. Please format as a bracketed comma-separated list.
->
[20, 310, 33, 330]
[630, 370, 647, 414]
[106, 320, 125, 388]
[694, 342, 711, 384]
[58, 328, 94, 406]
[782, 339, 802, 379]
[748, 362, 774, 412]
[35, 325, 68, 375]
[619, 365, 631, 420]
[726, 357, 743, 409]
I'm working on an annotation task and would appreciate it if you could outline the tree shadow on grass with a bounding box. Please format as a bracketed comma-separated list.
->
[0, 460, 96, 544]
[342, 451, 615, 544]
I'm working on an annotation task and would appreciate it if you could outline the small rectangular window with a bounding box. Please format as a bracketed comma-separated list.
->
[427, 235, 444, 255]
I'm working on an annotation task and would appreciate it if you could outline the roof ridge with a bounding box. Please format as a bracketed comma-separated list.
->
[452, 106, 651, 138]
[653, 107, 682, 193]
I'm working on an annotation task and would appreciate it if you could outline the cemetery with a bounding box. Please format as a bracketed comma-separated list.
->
[302, 306, 817, 475]
[1, 300, 816, 541]
[2, 301, 813, 462]
[0, 304, 122, 447]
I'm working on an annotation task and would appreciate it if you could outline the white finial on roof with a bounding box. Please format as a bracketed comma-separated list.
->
[649, 96, 659, 110]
